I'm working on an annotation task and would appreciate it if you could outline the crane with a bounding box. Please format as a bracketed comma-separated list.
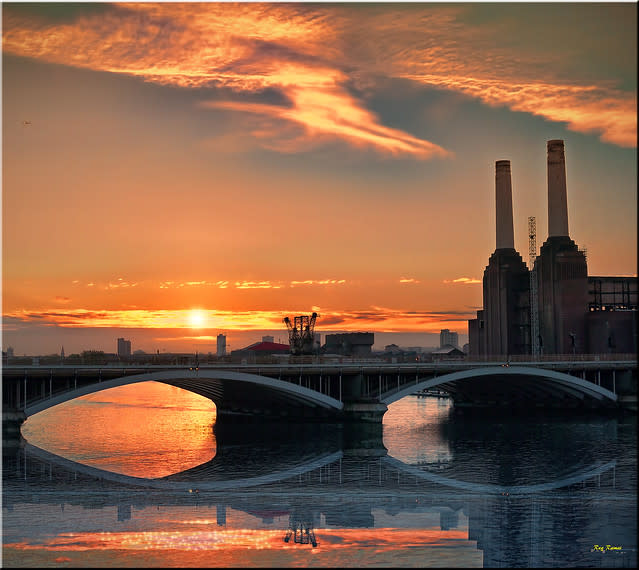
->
[528, 216, 540, 357]
[283, 312, 318, 355]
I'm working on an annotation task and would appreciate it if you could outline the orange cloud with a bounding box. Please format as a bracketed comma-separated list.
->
[1, 3, 451, 159]
[201, 77, 452, 158]
[290, 279, 346, 287]
[3, 2, 632, 157]
[407, 74, 637, 148]
[234, 281, 283, 290]
[4, 306, 474, 334]
[159, 281, 230, 289]
[443, 277, 482, 285]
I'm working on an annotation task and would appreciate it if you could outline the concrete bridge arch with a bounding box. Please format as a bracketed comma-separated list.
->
[382, 366, 618, 408]
[24, 369, 344, 421]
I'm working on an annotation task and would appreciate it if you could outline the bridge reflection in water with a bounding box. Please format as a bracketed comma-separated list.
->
[3, 414, 636, 568]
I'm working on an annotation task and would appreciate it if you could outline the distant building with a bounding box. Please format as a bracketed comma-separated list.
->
[431, 346, 465, 361]
[117, 338, 131, 358]
[262, 335, 274, 343]
[230, 340, 290, 363]
[323, 332, 374, 356]
[216, 334, 227, 357]
[585, 276, 638, 354]
[440, 329, 459, 349]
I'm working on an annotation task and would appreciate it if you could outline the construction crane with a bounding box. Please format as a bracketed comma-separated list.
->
[528, 216, 540, 358]
[283, 312, 318, 355]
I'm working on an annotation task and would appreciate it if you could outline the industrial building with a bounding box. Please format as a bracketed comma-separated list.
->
[469, 140, 637, 357]
[323, 332, 374, 357]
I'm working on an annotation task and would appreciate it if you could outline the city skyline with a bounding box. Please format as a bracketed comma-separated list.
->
[2, 2, 637, 356]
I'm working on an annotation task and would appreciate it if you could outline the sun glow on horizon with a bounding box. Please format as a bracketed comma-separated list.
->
[187, 309, 207, 329]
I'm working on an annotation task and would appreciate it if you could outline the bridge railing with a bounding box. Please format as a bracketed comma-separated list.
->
[469, 353, 637, 363]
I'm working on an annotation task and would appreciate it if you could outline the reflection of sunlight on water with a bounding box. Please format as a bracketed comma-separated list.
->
[4, 527, 482, 567]
[21, 381, 217, 478]
[383, 396, 452, 466]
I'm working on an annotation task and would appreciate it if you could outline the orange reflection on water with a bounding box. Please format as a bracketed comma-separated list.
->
[21, 381, 217, 479]
[4, 526, 482, 567]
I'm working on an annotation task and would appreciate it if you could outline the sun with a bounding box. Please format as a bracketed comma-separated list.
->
[187, 309, 207, 329]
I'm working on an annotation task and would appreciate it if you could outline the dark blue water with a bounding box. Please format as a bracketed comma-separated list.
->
[2, 385, 637, 568]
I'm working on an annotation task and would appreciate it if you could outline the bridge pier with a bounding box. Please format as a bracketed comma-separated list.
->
[3, 409, 26, 448]
[340, 400, 387, 424]
[213, 398, 388, 453]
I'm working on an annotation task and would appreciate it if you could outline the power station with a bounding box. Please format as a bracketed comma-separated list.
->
[468, 140, 637, 357]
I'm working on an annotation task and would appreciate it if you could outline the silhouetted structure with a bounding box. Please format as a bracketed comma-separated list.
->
[284, 313, 318, 355]
[440, 329, 459, 349]
[473, 160, 530, 356]
[230, 340, 290, 363]
[216, 334, 226, 357]
[117, 337, 131, 358]
[323, 332, 374, 356]
[469, 140, 637, 357]
[535, 140, 589, 354]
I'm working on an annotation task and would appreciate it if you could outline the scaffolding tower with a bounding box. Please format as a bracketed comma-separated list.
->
[528, 216, 540, 357]
[283, 312, 318, 355]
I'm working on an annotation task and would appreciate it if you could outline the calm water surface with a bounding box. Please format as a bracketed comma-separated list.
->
[2, 381, 636, 568]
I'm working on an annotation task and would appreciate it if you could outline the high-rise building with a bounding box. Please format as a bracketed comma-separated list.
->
[117, 338, 131, 358]
[440, 329, 459, 348]
[216, 334, 227, 357]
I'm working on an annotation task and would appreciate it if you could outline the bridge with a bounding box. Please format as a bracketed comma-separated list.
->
[3, 356, 636, 438]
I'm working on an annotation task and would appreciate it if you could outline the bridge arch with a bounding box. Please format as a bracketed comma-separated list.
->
[382, 366, 618, 407]
[20, 439, 616, 497]
[24, 369, 344, 418]
[383, 455, 617, 495]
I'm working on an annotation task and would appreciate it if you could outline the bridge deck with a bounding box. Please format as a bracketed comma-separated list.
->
[3, 359, 636, 427]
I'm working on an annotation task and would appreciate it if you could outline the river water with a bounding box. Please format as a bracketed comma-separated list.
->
[2, 381, 636, 568]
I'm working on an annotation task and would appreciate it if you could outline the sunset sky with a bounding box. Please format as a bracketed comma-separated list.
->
[2, 1, 637, 356]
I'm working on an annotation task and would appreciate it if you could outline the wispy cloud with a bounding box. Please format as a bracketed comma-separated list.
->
[234, 280, 283, 290]
[443, 277, 482, 285]
[106, 278, 138, 290]
[159, 280, 229, 289]
[65, 277, 358, 291]
[408, 75, 636, 148]
[290, 279, 346, 287]
[1, 3, 451, 159]
[399, 278, 420, 284]
[3, 3, 633, 156]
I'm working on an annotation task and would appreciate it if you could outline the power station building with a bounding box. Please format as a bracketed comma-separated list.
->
[468, 140, 637, 357]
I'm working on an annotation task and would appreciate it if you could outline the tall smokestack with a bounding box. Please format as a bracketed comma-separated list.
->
[547, 139, 569, 237]
[495, 160, 514, 249]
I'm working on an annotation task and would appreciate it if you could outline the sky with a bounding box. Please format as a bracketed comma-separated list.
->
[2, 1, 637, 356]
